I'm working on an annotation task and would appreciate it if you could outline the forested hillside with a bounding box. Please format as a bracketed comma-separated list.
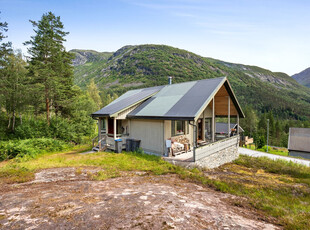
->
[71, 45, 310, 120]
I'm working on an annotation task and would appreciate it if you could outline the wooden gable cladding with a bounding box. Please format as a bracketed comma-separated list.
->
[213, 84, 238, 116]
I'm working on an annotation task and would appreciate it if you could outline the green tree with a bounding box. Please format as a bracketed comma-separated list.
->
[240, 105, 257, 137]
[100, 90, 118, 107]
[267, 111, 275, 137]
[258, 113, 267, 133]
[0, 12, 12, 67]
[87, 79, 102, 110]
[0, 51, 27, 131]
[24, 12, 74, 125]
[0, 12, 12, 110]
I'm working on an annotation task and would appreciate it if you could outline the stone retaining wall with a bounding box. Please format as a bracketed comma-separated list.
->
[194, 144, 239, 169]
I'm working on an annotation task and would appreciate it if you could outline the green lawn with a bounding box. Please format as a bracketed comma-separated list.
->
[0, 149, 309, 229]
[244, 144, 289, 156]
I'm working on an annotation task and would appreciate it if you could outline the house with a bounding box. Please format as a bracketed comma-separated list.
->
[92, 77, 245, 168]
[288, 128, 310, 159]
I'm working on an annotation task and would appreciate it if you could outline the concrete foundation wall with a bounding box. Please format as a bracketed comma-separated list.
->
[289, 150, 310, 160]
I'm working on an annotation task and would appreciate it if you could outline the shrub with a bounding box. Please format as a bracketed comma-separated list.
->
[0, 138, 71, 161]
[9, 116, 96, 144]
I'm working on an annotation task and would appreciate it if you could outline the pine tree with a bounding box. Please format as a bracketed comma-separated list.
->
[1, 51, 27, 131]
[24, 12, 74, 125]
[0, 12, 12, 67]
[0, 12, 13, 110]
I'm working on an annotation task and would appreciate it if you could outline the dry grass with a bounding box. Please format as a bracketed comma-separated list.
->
[0, 149, 309, 229]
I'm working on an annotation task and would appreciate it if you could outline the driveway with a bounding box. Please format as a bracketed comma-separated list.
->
[239, 147, 310, 167]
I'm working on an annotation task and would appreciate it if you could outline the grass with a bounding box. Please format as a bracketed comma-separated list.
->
[0, 149, 309, 229]
[244, 144, 289, 156]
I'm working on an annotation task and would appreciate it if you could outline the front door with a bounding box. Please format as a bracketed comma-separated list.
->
[197, 119, 203, 140]
[108, 118, 114, 134]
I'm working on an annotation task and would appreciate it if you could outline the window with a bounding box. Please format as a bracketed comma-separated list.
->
[101, 118, 106, 130]
[171, 120, 185, 136]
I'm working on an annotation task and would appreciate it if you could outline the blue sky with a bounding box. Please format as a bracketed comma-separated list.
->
[1, 0, 310, 75]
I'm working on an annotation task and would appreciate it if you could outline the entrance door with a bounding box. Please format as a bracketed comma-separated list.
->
[197, 119, 203, 140]
[108, 118, 114, 134]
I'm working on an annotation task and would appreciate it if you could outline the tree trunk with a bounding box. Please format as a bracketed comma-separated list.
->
[20, 113, 22, 125]
[12, 109, 15, 131]
[45, 87, 50, 126]
[7, 114, 11, 129]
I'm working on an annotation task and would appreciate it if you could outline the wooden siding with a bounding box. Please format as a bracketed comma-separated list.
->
[213, 85, 238, 116]
[130, 119, 164, 155]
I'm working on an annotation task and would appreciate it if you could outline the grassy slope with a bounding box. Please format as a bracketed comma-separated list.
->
[244, 144, 289, 156]
[1, 150, 309, 229]
[72, 45, 310, 120]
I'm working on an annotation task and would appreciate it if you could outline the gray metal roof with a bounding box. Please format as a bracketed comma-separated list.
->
[288, 128, 310, 152]
[92, 77, 245, 120]
[128, 77, 226, 120]
[216, 122, 244, 134]
[92, 86, 164, 117]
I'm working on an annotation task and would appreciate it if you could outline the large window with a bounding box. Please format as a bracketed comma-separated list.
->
[171, 120, 188, 136]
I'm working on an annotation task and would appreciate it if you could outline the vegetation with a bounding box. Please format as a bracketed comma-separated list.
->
[244, 144, 289, 156]
[0, 138, 71, 161]
[0, 12, 101, 158]
[71, 45, 310, 121]
[24, 12, 75, 125]
[0, 150, 309, 229]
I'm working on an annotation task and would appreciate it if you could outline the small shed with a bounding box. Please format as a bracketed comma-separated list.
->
[288, 128, 310, 159]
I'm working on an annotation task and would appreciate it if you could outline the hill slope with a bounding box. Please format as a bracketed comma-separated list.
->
[71, 45, 310, 119]
[292, 67, 310, 88]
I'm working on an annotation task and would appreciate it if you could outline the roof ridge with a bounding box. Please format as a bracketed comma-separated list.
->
[125, 76, 227, 93]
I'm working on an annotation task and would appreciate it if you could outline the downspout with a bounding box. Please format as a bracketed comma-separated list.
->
[189, 121, 197, 162]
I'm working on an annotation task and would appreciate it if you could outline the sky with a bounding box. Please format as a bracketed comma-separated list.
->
[1, 0, 310, 75]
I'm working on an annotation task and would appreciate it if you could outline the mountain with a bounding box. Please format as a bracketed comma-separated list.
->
[70, 45, 310, 120]
[292, 67, 310, 88]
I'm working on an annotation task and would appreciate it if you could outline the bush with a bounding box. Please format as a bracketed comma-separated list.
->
[0, 138, 71, 161]
[9, 116, 96, 144]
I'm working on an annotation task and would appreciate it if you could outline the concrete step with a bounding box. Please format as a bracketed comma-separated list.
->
[92, 146, 99, 152]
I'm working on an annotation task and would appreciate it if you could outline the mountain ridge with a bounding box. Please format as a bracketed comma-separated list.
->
[292, 67, 310, 88]
[70, 44, 310, 120]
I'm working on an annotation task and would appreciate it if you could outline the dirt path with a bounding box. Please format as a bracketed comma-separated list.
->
[0, 168, 280, 229]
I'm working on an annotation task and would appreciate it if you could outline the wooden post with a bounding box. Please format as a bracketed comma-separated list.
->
[202, 110, 205, 141]
[228, 96, 230, 137]
[98, 118, 102, 150]
[105, 118, 108, 134]
[113, 117, 117, 140]
[237, 113, 239, 135]
[192, 122, 196, 162]
[212, 98, 215, 142]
